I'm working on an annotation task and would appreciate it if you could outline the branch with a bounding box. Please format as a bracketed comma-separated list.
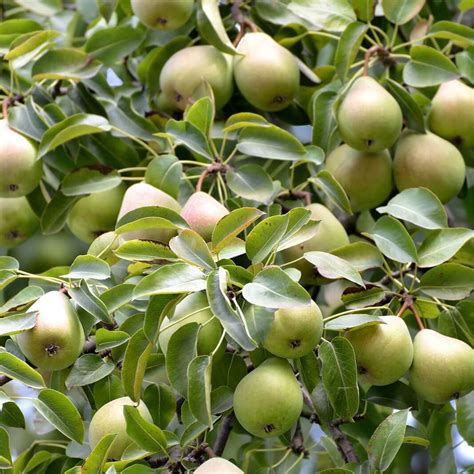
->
[0, 375, 11, 386]
[213, 412, 236, 456]
[329, 422, 359, 464]
[291, 420, 308, 456]
[196, 163, 229, 192]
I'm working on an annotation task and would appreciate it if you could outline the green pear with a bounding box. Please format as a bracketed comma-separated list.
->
[393, 132, 466, 203]
[0, 197, 39, 248]
[281, 204, 350, 284]
[117, 182, 181, 243]
[195, 458, 243, 473]
[345, 316, 413, 386]
[0, 120, 42, 197]
[181, 192, 229, 242]
[15, 291, 85, 371]
[67, 184, 126, 243]
[337, 76, 403, 152]
[233, 32, 300, 111]
[325, 144, 393, 212]
[410, 329, 474, 404]
[89, 396, 152, 460]
[233, 358, 303, 438]
[263, 301, 323, 359]
[160, 46, 233, 110]
[428, 80, 474, 147]
[158, 292, 222, 355]
[131, 0, 193, 30]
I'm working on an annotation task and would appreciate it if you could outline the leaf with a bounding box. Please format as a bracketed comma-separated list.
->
[0, 401, 25, 429]
[382, 0, 425, 24]
[61, 168, 121, 196]
[143, 383, 176, 429]
[187, 355, 213, 428]
[429, 20, 474, 45]
[419, 263, 474, 300]
[311, 90, 338, 153]
[169, 230, 216, 271]
[226, 164, 275, 204]
[0, 312, 37, 336]
[332, 242, 384, 272]
[65, 354, 115, 389]
[184, 97, 215, 137]
[145, 155, 183, 200]
[40, 190, 80, 235]
[296, 351, 320, 394]
[367, 382, 418, 410]
[457, 392, 474, 446]
[0, 256, 19, 271]
[82, 433, 117, 473]
[335, 22, 368, 81]
[166, 119, 213, 160]
[0, 352, 45, 389]
[312, 170, 352, 214]
[368, 409, 409, 471]
[63, 255, 110, 280]
[341, 285, 387, 309]
[69, 280, 112, 324]
[144, 294, 178, 344]
[0, 285, 42, 314]
[0, 427, 11, 467]
[325, 314, 384, 331]
[0, 19, 42, 54]
[6, 30, 58, 69]
[95, 329, 130, 351]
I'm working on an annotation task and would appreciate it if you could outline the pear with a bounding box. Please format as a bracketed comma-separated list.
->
[281, 204, 350, 284]
[0, 120, 42, 197]
[117, 182, 181, 243]
[337, 76, 403, 152]
[410, 329, 474, 404]
[15, 291, 85, 371]
[233, 358, 303, 438]
[67, 184, 126, 243]
[89, 397, 152, 460]
[195, 457, 243, 474]
[233, 32, 300, 112]
[181, 192, 229, 242]
[263, 301, 323, 359]
[393, 132, 466, 203]
[428, 80, 474, 147]
[0, 197, 39, 248]
[160, 46, 233, 110]
[325, 144, 393, 212]
[158, 292, 222, 355]
[131, 0, 194, 30]
[345, 316, 413, 386]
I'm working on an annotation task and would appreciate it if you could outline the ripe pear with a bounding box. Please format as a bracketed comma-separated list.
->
[263, 301, 323, 359]
[393, 132, 466, 203]
[233, 32, 300, 112]
[281, 204, 350, 284]
[160, 46, 233, 110]
[89, 397, 152, 460]
[67, 184, 126, 243]
[0, 120, 42, 197]
[181, 192, 229, 242]
[15, 291, 85, 371]
[410, 329, 474, 404]
[345, 316, 413, 386]
[0, 197, 39, 248]
[131, 0, 193, 30]
[233, 358, 303, 438]
[158, 292, 222, 355]
[117, 182, 181, 243]
[337, 76, 403, 152]
[325, 144, 393, 212]
[195, 457, 243, 474]
[428, 80, 474, 147]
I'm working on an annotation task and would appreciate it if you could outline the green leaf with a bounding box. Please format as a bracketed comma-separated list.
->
[296, 351, 320, 394]
[312, 170, 352, 214]
[352, 0, 375, 21]
[325, 314, 384, 331]
[0, 271, 16, 291]
[166, 119, 213, 160]
[0, 285, 43, 314]
[341, 285, 387, 309]
[184, 96, 215, 137]
[188, 355, 213, 428]
[63, 255, 110, 280]
[311, 90, 338, 153]
[95, 329, 130, 351]
[100, 284, 135, 313]
[367, 382, 418, 410]
[0, 352, 45, 389]
[0, 312, 37, 336]
[226, 164, 275, 204]
[115, 240, 176, 262]
[335, 22, 368, 81]
[0, 256, 19, 271]
[332, 242, 384, 272]
[65, 354, 115, 389]
[6, 30, 58, 69]
[382, 0, 425, 24]
[457, 391, 474, 446]
[69, 280, 112, 324]
[419, 263, 474, 300]
[368, 409, 409, 471]
[429, 21, 474, 45]
[223, 112, 269, 133]
[40, 190, 80, 235]
[62, 168, 121, 196]
[0, 427, 11, 467]
[144, 295, 178, 344]
[0, 401, 25, 429]
[169, 230, 216, 271]
[143, 383, 176, 429]
[82, 433, 117, 473]
[145, 155, 183, 200]
[456, 48, 474, 83]
[13, 0, 61, 16]
[0, 19, 42, 54]
[278, 211, 319, 252]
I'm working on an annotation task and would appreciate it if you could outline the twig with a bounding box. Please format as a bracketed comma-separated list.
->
[291, 420, 308, 456]
[213, 413, 236, 456]
[231, 0, 258, 46]
[409, 302, 425, 331]
[196, 163, 229, 192]
[329, 422, 359, 463]
[0, 375, 11, 386]
[363, 46, 380, 76]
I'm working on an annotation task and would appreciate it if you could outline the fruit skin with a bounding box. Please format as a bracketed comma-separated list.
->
[393, 132, 466, 203]
[428, 80, 474, 147]
[195, 457, 243, 473]
[160, 46, 233, 110]
[233, 358, 303, 438]
[345, 316, 413, 386]
[67, 184, 126, 243]
[281, 204, 350, 284]
[325, 144, 393, 212]
[131, 0, 193, 30]
[337, 76, 403, 152]
[15, 291, 85, 371]
[263, 301, 323, 359]
[159, 292, 222, 355]
[0, 197, 39, 248]
[233, 32, 300, 112]
[89, 397, 152, 460]
[410, 329, 474, 404]
[181, 192, 229, 242]
[0, 120, 42, 197]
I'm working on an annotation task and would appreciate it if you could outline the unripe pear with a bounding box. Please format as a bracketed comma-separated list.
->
[410, 329, 474, 404]
[181, 192, 229, 242]
[67, 184, 126, 243]
[131, 0, 194, 30]
[428, 80, 474, 147]
[15, 291, 85, 371]
[345, 316, 413, 386]
[233, 32, 300, 111]
[325, 144, 393, 212]
[89, 397, 152, 460]
[195, 457, 243, 473]
[337, 76, 403, 152]
[0, 120, 42, 197]
[393, 132, 465, 203]
[117, 182, 181, 243]
[263, 301, 323, 359]
[160, 46, 233, 110]
[233, 358, 303, 438]
[0, 197, 39, 248]
[281, 204, 349, 284]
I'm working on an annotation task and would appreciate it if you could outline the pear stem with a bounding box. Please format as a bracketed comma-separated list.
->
[231, 0, 258, 47]
[196, 162, 229, 192]
[363, 46, 380, 76]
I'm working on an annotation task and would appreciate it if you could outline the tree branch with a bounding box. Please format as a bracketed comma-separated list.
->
[213, 412, 236, 456]
[329, 422, 359, 464]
